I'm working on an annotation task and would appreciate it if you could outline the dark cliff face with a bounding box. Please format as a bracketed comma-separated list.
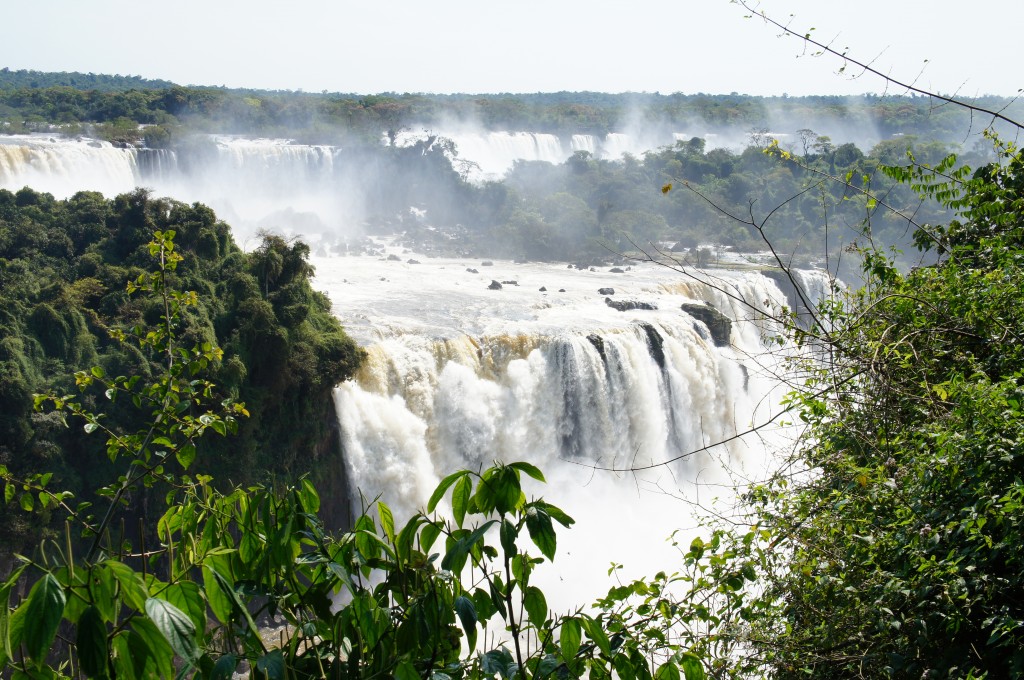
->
[680, 303, 732, 347]
[310, 403, 354, 533]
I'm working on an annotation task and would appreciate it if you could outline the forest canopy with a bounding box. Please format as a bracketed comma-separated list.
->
[0, 187, 363, 560]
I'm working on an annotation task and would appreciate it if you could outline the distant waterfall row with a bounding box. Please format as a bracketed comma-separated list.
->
[0, 131, 696, 201]
[392, 129, 696, 179]
[0, 132, 695, 238]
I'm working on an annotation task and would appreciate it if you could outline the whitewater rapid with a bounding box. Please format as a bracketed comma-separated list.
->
[312, 242, 816, 610]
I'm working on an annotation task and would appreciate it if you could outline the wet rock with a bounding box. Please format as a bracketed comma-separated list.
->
[606, 298, 657, 312]
[488, 280, 503, 290]
[638, 323, 666, 369]
[610, 267, 625, 273]
[466, 267, 479, 273]
[387, 254, 401, 261]
[681, 302, 732, 347]
[502, 280, 519, 286]
[539, 286, 547, 292]
[558, 288, 565, 292]
[598, 287, 615, 295]
[407, 259, 421, 264]
[587, 334, 607, 363]
[481, 260, 494, 266]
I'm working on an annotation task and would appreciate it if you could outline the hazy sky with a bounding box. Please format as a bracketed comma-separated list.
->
[3, 0, 1021, 96]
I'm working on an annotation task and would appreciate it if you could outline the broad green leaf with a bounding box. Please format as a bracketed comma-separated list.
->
[396, 515, 423, 560]
[145, 597, 199, 662]
[354, 530, 397, 561]
[482, 648, 514, 676]
[526, 507, 557, 560]
[207, 568, 261, 639]
[500, 518, 517, 556]
[536, 655, 560, 679]
[560, 617, 581, 660]
[239, 530, 262, 566]
[420, 521, 442, 552]
[102, 561, 148, 612]
[581, 615, 611, 657]
[127, 618, 174, 680]
[452, 474, 472, 528]
[493, 466, 522, 515]
[680, 654, 705, 680]
[211, 654, 237, 680]
[454, 595, 478, 649]
[161, 582, 207, 635]
[442, 520, 496, 573]
[427, 470, 468, 512]
[203, 566, 233, 624]
[475, 465, 521, 516]
[176, 443, 196, 470]
[354, 514, 378, 559]
[614, 653, 638, 680]
[523, 586, 547, 626]
[76, 606, 109, 679]
[656, 661, 681, 680]
[539, 502, 574, 528]
[111, 631, 143, 680]
[23, 573, 66, 666]
[6, 591, 26, 661]
[473, 587, 498, 621]
[509, 461, 546, 482]
[394, 660, 419, 680]
[298, 477, 320, 513]
[0, 583, 12, 667]
[256, 649, 285, 680]
[378, 501, 395, 543]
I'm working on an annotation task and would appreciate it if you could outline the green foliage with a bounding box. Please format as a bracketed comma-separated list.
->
[708, 134, 1024, 677]
[0, 188, 362, 561]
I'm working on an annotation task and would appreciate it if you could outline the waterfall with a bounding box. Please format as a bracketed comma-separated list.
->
[314, 249, 822, 609]
[0, 135, 139, 197]
[394, 129, 693, 178]
[571, 134, 598, 155]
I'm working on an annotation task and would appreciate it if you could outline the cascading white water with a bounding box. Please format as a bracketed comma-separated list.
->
[0, 134, 358, 242]
[0, 135, 140, 197]
[313, 244, 817, 609]
[570, 134, 597, 155]
[393, 129, 697, 178]
[152, 136, 355, 241]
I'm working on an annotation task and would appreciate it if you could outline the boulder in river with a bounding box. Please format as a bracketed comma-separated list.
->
[681, 302, 732, 347]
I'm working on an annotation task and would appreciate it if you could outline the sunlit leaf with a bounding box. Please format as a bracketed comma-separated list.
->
[560, 617, 581, 660]
[23, 573, 66, 666]
[427, 470, 468, 513]
[145, 597, 199, 662]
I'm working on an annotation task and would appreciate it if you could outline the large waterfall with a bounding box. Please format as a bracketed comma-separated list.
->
[1, 134, 819, 609]
[312, 245, 815, 609]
